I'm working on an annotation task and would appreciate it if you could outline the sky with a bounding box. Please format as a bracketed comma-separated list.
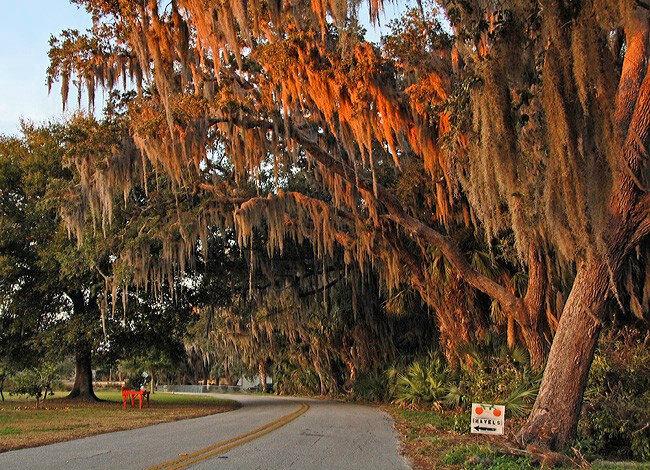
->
[0, 1, 408, 137]
[0, 1, 95, 136]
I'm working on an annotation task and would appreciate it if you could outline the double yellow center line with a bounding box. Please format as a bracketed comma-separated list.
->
[148, 403, 310, 470]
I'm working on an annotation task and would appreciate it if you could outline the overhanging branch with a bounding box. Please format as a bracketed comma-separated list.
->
[288, 126, 523, 314]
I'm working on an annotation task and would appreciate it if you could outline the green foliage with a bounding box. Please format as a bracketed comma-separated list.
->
[123, 374, 147, 390]
[395, 407, 469, 434]
[9, 364, 60, 408]
[273, 361, 321, 396]
[120, 358, 152, 390]
[386, 343, 540, 420]
[576, 329, 650, 461]
[457, 337, 540, 416]
[351, 371, 389, 402]
[393, 354, 450, 405]
[502, 377, 541, 418]
[441, 444, 493, 465]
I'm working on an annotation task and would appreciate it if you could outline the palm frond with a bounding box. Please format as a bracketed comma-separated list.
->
[504, 376, 541, 417]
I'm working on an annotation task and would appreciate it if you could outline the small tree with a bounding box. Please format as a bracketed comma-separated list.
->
[11, 364, 59, 409]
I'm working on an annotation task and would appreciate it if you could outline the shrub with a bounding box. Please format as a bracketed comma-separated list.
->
[386, 343, 540, 418]
[576, 328, 650, 461]
[124, 373, 147, 390]
[9, 364, 59, 409]
[393, 355, 450, 405]
[351, 371, 388, 402]
[273, 361, 320, 396]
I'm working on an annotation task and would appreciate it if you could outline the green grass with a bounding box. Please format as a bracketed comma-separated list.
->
[441, 444, 493, 465]
[0, 414, 14, 424]
[393, 407, 469, 434]
[441, 444, 535, 469]
[0, 427, 22, 435]
[0, 391, 239, 453]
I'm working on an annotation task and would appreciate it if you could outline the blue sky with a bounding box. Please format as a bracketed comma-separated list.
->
[0, 1, 408, 137]
[0, 1, 94, 136]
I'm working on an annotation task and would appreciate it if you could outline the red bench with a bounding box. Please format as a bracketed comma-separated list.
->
[121, 388, 150, 409]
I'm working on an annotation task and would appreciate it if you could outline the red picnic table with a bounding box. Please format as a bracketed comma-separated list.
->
[121, 388, 150, 409]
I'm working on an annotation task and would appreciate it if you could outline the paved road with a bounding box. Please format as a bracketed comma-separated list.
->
[0, 394, 410, 470]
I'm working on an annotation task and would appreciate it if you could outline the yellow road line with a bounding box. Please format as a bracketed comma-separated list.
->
[148, 403, 309, 470]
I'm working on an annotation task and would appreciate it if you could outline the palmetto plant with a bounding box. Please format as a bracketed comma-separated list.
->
[388, 339, 542, 415]
[394, 354, 451, 405]
[503, 372, 542, 417]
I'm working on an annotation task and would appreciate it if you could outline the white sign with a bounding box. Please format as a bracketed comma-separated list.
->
[470, 403, 505, 435]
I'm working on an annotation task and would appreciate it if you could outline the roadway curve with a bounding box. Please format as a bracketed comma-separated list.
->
[0, 394, 410, 469]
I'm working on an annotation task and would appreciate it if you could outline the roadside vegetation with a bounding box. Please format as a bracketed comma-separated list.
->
[0, 391, 238, 453]
[373, 328, 650, 468]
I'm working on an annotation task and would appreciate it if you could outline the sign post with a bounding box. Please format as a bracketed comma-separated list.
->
[470, 403, 505, 435]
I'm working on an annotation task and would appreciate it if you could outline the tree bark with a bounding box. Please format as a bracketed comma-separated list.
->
[68, 344, 99, 400]
[259, 361, 267, 393]
[519, 326, 546, 371]
[507, 315, 515, 349]
[150, 369, 155, 394]
[516, 246, 548, 371]
[614, 11, 649, 134]
[346, 359, 357, 385]
[517, 261, 608, 450]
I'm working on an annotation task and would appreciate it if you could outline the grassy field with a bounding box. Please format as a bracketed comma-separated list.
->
[0, 391, 239, 453]
[385, 406, 650, 470]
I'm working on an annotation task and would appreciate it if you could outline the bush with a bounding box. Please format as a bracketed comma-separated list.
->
[351, 371, 388, 402]
[273, 361, 320, 396]
[392, 354, 450, 405]
[576, 328, 650, 461]
[9, 364, 60, 408]
[385, 343, 540, 418]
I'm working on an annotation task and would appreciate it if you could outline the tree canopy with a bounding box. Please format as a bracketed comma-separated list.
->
[43, 0, 650, 451]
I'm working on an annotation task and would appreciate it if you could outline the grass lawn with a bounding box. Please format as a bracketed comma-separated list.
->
[0, 391, 239, 453]
[385, 405, 650, 470]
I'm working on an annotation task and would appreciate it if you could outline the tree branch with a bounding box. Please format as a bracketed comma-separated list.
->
[288, 126, 523, 314]
[205, 110, 522, 313]
[615, 10, 649, 135]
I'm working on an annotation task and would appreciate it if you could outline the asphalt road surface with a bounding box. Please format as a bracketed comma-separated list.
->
[0, 393, 410, 470]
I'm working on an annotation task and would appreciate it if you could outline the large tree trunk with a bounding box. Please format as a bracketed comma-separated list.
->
[66, 290, 99, 401]
[517, 261, 608, 450]
[520, 24, 650, 448]
[68, 345, 99, 400]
